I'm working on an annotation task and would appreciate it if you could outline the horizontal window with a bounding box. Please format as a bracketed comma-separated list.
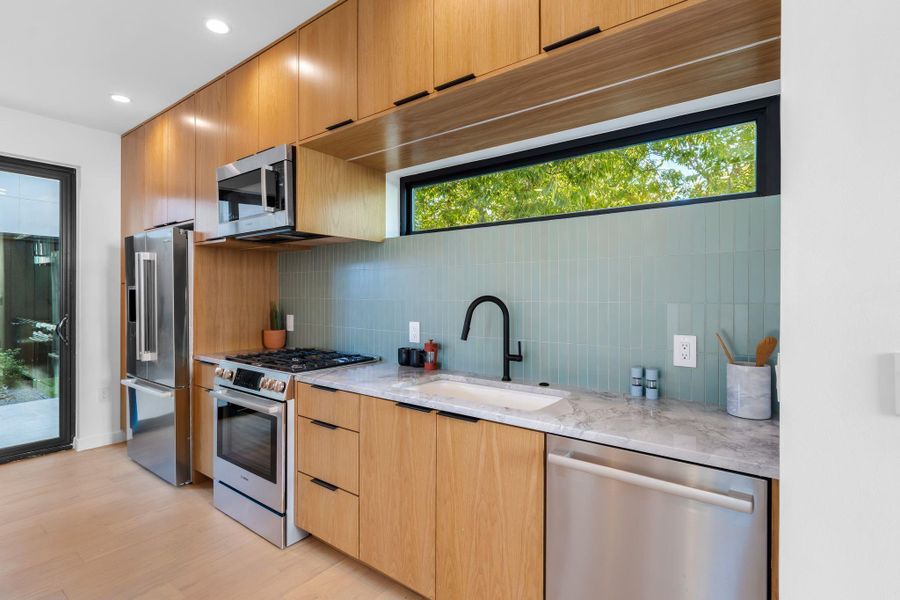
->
[401, 97, 779, 235]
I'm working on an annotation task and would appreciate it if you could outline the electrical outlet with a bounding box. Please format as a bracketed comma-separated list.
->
[409, 321, 420, 344]
[673, 335, 697, 368]
[285, 314, 295, 332]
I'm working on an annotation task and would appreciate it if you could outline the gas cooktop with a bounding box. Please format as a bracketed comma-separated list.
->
[225, 348, 377, 373]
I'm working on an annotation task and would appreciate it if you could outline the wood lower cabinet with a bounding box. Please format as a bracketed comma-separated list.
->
[296, 473, 359, 557]
[298, 0, 358, 140]
[193, 78, 226, 241]
[191, 384, 214, 479]
[433, 0, 539, 88]
[359, 397, 436, 599]
[225, 57, 260, 164]
[164, 97, 196, 224]
[541, 0, 683, 51]
[259, 32, 299, 151]
[296, 382, 360, 431]
[297, 417, 359, 495]
[121, 127, 146, 236]
[358, 0, 434, 118]
[436, 415, 544, 600]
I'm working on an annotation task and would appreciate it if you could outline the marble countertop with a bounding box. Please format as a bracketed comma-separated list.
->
[296, 362, 780, 479]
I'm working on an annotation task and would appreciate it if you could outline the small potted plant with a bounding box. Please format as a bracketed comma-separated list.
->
[263, 302, 286, 349]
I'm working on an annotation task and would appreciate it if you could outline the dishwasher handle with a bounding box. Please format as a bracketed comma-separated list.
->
[547, 450, 754, 514]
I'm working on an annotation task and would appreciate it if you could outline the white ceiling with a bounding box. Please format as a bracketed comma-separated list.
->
[0, 0, 334, 134]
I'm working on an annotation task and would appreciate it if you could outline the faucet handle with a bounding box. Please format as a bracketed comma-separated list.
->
[509, 340, 524, 362]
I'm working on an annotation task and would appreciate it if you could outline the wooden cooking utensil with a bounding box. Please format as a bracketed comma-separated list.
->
[715, 332, 735, 365]
[755, 336, 778, 367]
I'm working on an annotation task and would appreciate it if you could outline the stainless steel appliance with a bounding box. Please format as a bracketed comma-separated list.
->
[216, 144, 299, 241]
[212, 349, 375, 548]
[121, 227, 193, 486]
[546, 435, 769, 600]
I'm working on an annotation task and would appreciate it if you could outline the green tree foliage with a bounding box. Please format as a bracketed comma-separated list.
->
[413, 122, 756, 231]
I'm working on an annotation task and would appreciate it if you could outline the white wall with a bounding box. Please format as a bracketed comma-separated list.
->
[781, 1, 900, 597]
[0, 105, 122, 451]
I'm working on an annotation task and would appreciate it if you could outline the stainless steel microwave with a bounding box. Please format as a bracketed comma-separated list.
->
[216, 144, 295, 239]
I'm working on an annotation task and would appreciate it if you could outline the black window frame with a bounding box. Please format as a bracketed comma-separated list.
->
[400, 96, 780, 235]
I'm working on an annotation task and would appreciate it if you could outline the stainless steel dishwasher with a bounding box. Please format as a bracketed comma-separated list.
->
[546, 435, 769, 600]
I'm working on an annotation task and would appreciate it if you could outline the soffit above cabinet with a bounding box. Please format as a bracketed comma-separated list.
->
[301, 0, 780, 172]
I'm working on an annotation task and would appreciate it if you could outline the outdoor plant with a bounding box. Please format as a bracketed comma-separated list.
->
[0, 348, 28, 393]
[269, 302, 284, 331]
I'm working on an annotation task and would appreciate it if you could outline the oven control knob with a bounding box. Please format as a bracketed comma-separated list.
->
[215, 367, 223, 377]
[274, 381, 286, 393]
[261, 378, 272, 389]
[222, 369, 234, 380]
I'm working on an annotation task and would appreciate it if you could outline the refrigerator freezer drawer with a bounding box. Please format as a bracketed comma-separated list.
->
[124, 378, 191, 486]
[546, 435, 769, 600]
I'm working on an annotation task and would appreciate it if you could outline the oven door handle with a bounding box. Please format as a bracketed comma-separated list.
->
[211, 389, 281, 415]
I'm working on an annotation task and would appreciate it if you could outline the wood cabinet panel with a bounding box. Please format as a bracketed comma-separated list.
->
[359, 396, 436, 598]
[142, 114, 167, 228]
[193, 361, 216, 390]
[434, 0, 538, 86]
[191, 385, 214, 479]
[298, 417, 359, 495]
[225, 58, 259, 163]
[194, 79, 226, 241]
[541, 0, 682, 50]
[297, 382, 360, 431]
[436, 416, 544, 600]
[259, 32, 299, 150]
[296, 473, 359, 558]
[358, 0, 434, 118]
[121, 127, 146, 237]
[164, 97, 195, 224]
[294, 147, 385, 241]
[298, 0, 358, 139]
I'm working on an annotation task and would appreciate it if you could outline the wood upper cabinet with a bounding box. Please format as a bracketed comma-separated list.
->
[358, 0, 434, 118]
[259, 32, 299, 150]
[433, 0, 539, 88]
[142, 114, 168, 229]
[121, 127, 146, 237]
[194, 79, 226, 240]
[436, 416, 544, 600]
[298, 0, 358, 139]
[164, 97, 195, 224]
[359, 397, 436, 599]
[225, 57, 259, 163]
[541, 0, 683, 50]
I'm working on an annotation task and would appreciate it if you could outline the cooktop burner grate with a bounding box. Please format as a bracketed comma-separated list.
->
[225, 348, 376, 373]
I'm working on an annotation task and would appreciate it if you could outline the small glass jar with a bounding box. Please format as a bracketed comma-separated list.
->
[630, 366, 644, 397]
[645, 368, 659, 400]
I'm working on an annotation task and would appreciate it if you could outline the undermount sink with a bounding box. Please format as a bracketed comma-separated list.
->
[406, 377, 566, 412]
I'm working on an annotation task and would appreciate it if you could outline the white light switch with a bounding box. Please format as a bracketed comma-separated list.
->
[409, 321, 420, 344]
[673, 335, 697, 368]
[286, 314, 294, 332]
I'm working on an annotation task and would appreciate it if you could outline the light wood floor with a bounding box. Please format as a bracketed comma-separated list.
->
[0, 444, 423, 600]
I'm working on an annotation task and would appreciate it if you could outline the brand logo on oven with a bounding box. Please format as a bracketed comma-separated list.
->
[240, 474, 249, 481]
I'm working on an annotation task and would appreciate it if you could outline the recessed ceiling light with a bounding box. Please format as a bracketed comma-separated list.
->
[110, 94, 131, 104]
[205, 18, 230, 34]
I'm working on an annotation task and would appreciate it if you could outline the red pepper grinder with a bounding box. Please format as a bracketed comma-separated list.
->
[424, 339, 439, 371]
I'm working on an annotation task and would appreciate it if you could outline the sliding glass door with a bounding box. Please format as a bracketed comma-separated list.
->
[0, 155, 75, 462]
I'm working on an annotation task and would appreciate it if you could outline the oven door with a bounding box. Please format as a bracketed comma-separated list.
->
[216, 146, 294, 238]
[212, 387, 285, 513]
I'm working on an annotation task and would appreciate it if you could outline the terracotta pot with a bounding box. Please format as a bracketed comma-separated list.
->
[262, 329, 286, 349]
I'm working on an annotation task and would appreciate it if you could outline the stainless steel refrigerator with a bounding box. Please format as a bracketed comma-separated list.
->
[121, 226, 192, 485]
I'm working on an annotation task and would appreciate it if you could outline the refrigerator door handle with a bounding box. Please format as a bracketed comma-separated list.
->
[547, 450, 754, 514]
[135, 251, 158, 362]
[121, 378, 175, 398]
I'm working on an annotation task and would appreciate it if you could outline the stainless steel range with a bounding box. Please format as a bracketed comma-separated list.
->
[212, 349, 375, 548]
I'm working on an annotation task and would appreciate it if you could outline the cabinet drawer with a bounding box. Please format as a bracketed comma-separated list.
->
[296, 473, 359, 558]
[194, 361, 216, 390]
[297, 383, 359, 431]
[298, 417, 359, 495]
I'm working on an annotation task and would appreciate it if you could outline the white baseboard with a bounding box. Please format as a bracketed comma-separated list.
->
[73, 430, 126, 451]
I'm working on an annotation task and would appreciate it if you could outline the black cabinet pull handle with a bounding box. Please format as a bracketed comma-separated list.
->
[311, 384, 338, 393]
[542, 26, 601, 52]
[395, 401, 433, 413]
[325, 118, 354, 131]
[434, 73, 475, 92]
[437, 411, 479, 423]
[310, 419, 338, 430]
[310, 478, 338, 492]
[393, 90, 430, 106]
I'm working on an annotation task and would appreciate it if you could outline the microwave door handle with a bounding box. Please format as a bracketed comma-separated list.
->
[260, 166, 275, 213]
[211, 389, 281, 415]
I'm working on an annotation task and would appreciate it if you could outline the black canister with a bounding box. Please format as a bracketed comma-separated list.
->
[409, 349, 426, 368]
[398, 347, 411, 366]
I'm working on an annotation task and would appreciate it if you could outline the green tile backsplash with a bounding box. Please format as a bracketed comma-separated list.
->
[279, 196, 780, 408]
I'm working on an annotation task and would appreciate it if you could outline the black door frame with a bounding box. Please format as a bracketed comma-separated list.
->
[0, 154, 76, 463]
